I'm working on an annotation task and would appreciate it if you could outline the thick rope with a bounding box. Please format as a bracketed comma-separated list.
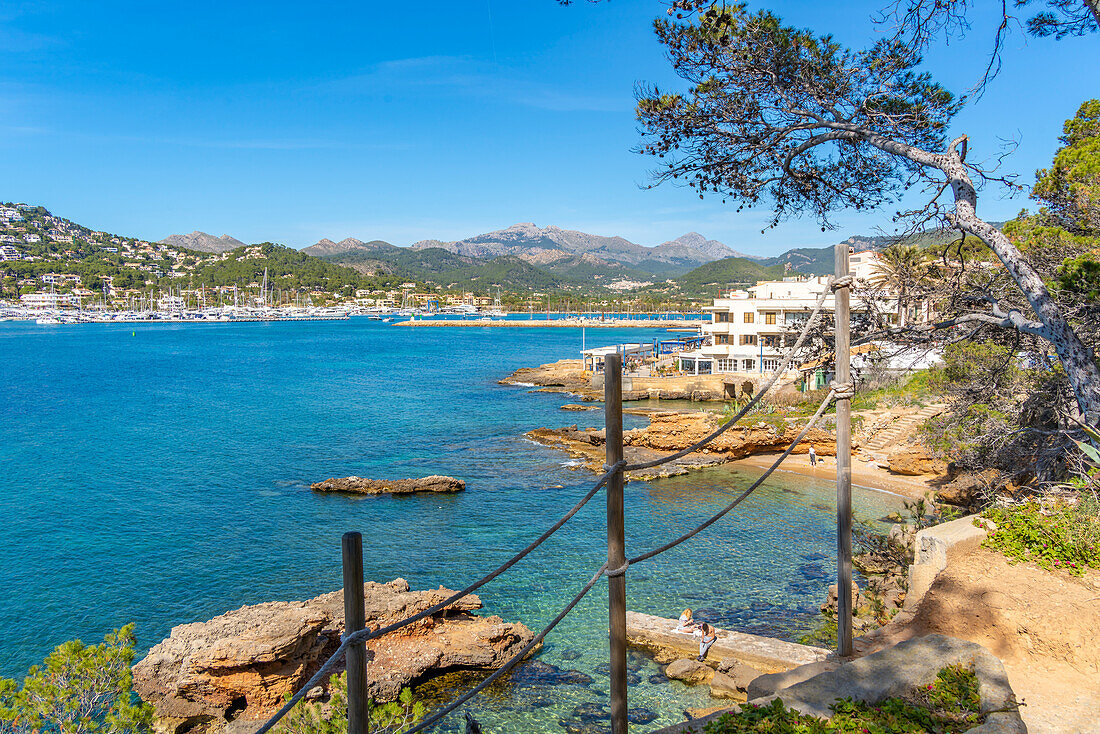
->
[401, 563, 608, 734]
[831, 275, 854, 291]
[624, 281, 836, 472]
[829, 380, 855, 400]
[253, 461, 624, 734]
[604, 561, 629, 577]
[628, 388, 838, 565]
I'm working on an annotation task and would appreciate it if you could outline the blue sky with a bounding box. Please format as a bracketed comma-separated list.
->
[1, 1, 1095, 255]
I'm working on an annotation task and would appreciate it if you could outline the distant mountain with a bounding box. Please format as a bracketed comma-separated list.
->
[656, 232, 758, 261]
[409, 223, 740, 276]
[160, 231, 245, 253]
[302, 237, 396, 257]
[759, 228, 995, 276]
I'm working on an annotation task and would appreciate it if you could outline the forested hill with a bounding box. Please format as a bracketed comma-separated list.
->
[672, 256, 787, 295]
[322, 246, 652, 289]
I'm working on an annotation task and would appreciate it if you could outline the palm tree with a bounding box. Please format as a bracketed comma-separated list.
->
[868, 244, 930, 327]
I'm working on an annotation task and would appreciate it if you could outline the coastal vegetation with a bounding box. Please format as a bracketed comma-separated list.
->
[273, 675, 423, 734]
[0, 624, 153, 734]
[703, 664, 984, 733]
[982, 498, 1100, 576]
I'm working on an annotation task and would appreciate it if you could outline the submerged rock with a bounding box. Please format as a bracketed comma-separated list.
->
[132, 578, 532, 731]
[508, 660, 594, 687]
[310, 475, 465, 495]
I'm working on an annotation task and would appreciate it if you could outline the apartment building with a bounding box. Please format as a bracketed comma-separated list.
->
[678, 250, 887, 376]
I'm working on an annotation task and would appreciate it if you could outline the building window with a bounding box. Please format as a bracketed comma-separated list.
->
[765, 312, 777, 325]
[762, 358, 781, 372]
[740, 334, 758, 346]
[714, 312, 729, 323]
[742, 359, 756, 372]
[785, 312, 809, 325]
[743, 312, 754, 323]
[716, 358, 736, 372]
[762, 335, 780, 348]
[715, 334, 729, 345]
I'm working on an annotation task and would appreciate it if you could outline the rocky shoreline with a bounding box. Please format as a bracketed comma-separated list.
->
[310, 475, 465, 495]
[527, 411, 837, 481]
[133, 579, 533, 733]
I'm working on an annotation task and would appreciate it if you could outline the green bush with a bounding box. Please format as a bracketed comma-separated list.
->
[0, 625, 154, 734]
[704, 664, 983, 733]
[273, 673, 424, 734]
[982, 498, 1100, 576]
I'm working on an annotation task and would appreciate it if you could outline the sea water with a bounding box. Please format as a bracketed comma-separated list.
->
[0, 319, 903, 732]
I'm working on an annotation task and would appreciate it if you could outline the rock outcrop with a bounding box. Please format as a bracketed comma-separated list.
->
[666, 658, 715, 685]
[500, 359, 600, 400]
[310, 475, 465, 495]
[885, 447, 947, 476]
[133, 579, 532, 732]
[529, 411, 836, 480]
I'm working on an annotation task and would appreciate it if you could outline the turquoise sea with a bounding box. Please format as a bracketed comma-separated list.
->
[0, 319, 902, 732]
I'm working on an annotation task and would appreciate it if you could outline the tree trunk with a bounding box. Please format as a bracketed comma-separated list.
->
[1084, 0, 1100, 29]
[946, 158, 1100, 424]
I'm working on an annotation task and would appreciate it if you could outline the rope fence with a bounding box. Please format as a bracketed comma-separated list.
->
[255, 272, 856, 734]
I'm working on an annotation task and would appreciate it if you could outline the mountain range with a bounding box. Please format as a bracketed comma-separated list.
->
[300, 223, 763, 285]
[159, 221, 989, 292]
[159, 231, 246, 253]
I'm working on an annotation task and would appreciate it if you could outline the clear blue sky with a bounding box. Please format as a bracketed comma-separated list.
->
[1, 1, 1095, 255]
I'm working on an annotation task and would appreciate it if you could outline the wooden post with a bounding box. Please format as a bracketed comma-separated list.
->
[342, 532, 368, 734]
[604, 354, 628, 734]
[834, 245, 854, 657]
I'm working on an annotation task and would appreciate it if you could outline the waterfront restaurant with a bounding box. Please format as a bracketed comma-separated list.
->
[675, 252, 893, 376]
[581, 343, 654, 374]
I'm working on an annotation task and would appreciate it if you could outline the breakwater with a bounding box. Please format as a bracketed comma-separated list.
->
[401, 318, 706, 328]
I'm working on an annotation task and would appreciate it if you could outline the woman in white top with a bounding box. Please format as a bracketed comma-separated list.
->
[674, 608, 697, 633]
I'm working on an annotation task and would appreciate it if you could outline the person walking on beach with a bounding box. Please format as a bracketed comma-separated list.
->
[696, 623, 717, 661]
[808, 445, 818, 468]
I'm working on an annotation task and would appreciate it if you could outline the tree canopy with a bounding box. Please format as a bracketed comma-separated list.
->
[635, 4, 1100, 424]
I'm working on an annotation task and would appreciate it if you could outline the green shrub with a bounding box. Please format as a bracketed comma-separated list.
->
[273, 673, 424, 734]
[982, 498, 1100, 576]
[0, 625, 154, 734]
[704, 664, 983, 733]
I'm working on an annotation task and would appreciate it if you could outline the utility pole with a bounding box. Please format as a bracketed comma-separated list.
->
[834, 244, 854, 657]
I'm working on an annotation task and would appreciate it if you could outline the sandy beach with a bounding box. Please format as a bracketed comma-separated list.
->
[730, 451, 938, 500]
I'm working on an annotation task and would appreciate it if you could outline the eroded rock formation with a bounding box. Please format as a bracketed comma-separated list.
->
[132, 579, 532, 732]
[310, 475, 465, 495]
[528, 411, 836, 480]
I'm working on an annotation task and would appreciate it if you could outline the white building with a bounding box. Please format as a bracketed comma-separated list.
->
[158, 295, 186, 311]
[0, 245, 19, 260]
[21, 292, 80, 308]
[678, 250, 892, 376]
[23, 234, 41, 243]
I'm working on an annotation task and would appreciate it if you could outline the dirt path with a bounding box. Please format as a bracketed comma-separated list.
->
[861, 546, 1100, 733]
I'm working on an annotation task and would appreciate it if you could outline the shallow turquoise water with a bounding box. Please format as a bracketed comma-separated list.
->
[0, 319, 902, 732]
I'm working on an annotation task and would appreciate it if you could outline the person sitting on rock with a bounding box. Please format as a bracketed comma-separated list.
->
[695, 623, 717, 661]
[674, 608, 697, 633]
